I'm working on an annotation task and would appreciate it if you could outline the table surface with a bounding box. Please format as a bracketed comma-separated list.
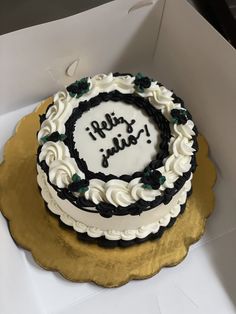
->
[0, 103, 236, 314]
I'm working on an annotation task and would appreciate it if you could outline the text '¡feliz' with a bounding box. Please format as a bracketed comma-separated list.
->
[85, 112, 151, 168]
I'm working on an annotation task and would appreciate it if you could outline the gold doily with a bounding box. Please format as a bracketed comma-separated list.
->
[0, 98, 216, 287]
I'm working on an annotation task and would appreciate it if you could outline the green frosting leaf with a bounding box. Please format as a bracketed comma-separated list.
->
[171, 117, 178, 124]
[41, 135, 49, 143]
[78, 186, 89, 193]
[159, 175, 166, 185]
[136, 72, 144, 79]
[143, 170, 151, 177]
[72, 173, 81, 183]
[142, 184, 153, 190]
[135, 85, 144, 93]
[60, 134, 67, 141]
[40, 133, 67, 143]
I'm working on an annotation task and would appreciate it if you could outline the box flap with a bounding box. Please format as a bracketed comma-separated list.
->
[0, 0, 164, 114]
[154, 0, 236, 184]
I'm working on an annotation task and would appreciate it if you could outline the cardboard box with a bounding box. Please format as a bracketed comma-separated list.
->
[0, 0, 236, 313]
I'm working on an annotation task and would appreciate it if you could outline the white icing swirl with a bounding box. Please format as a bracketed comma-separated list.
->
[84, 177, 161, 207]
[165, 154, 191, 175]
[148, 85, 174, 104]
[148, 89, 181, 121]
[173, 120, 195, 139]
[91, 73, 114, 88]
[39, 141, 70, 166]
[129, 178, 161, 201]
[105, 180, 133, 207]
[114, 75, 135, 93]
[49, 158, 83, 188]
[84, 179, 106, 204]
[37, 120, 62, 143]
[172, 136, 195, 156]
[37, 91, 74, 143]
[90, 73, 135, 94]
[46, 91, 73, 122]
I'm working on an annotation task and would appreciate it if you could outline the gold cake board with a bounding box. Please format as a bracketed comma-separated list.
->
[0, 98, 216, 287]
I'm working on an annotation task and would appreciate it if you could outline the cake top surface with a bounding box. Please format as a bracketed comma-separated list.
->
[37, 73, 197, 217]
[73, 99, 159, 176]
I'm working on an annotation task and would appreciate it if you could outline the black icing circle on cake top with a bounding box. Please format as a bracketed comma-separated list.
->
[37, 74, 199, 218]
[64, 90, 171, 182]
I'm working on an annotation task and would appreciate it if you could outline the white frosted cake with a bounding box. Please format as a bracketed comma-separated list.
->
[37, 73, 198, 247]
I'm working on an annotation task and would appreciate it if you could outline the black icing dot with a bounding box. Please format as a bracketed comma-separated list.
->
[111, 112, 115, 116]
[117, 134, 122, 137]
[147, 140, 152, 144]
[85, 127, 90, 131]
[100, 148, 104, 152]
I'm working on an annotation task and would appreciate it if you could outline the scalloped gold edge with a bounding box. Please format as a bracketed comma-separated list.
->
[0, 98, 216, 288]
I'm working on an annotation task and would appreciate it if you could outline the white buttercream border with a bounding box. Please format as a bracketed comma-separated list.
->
[38, 73, 195, 207]
[37, 73, 196, 208]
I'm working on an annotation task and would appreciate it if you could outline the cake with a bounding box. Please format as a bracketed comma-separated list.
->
[37, 72, 198, 247]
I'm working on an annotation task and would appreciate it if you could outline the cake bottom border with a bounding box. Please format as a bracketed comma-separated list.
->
[77, 190, 192, 248]
[42, 189, 192, 248]
[37, 164, 193, 246]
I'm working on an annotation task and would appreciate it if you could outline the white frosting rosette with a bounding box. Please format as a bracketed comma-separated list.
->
[84, 179, 106, 204]
[104, 180, 134, 207]
[37, 120, 62, 143]
[49, 158, 84, 188]
[150, 85, 174, 105]
[171, 136, 195, 156]
[173, 120, 195, 139]
[39, 141, 70, 166]
[90, 73, 135, 94]
[46, 91, 73, 122]
[91, 73, 113, 89]
[128, 178, 161, 202]
[114, 75, 135, 93]
[37, 91, 74, 143]
[165, 155, 192, 176]
[85, 177, 162, 207]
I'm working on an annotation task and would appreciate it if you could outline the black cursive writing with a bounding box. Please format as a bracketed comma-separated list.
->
[101, 129, 144, 168]
[87, 113, 136, 140]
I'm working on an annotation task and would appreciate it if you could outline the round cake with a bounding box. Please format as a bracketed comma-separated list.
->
[37, 72, 198, 247]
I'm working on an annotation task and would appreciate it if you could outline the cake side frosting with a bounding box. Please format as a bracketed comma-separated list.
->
[37, 73, 197, 219]
[37, 165, 192, 241]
